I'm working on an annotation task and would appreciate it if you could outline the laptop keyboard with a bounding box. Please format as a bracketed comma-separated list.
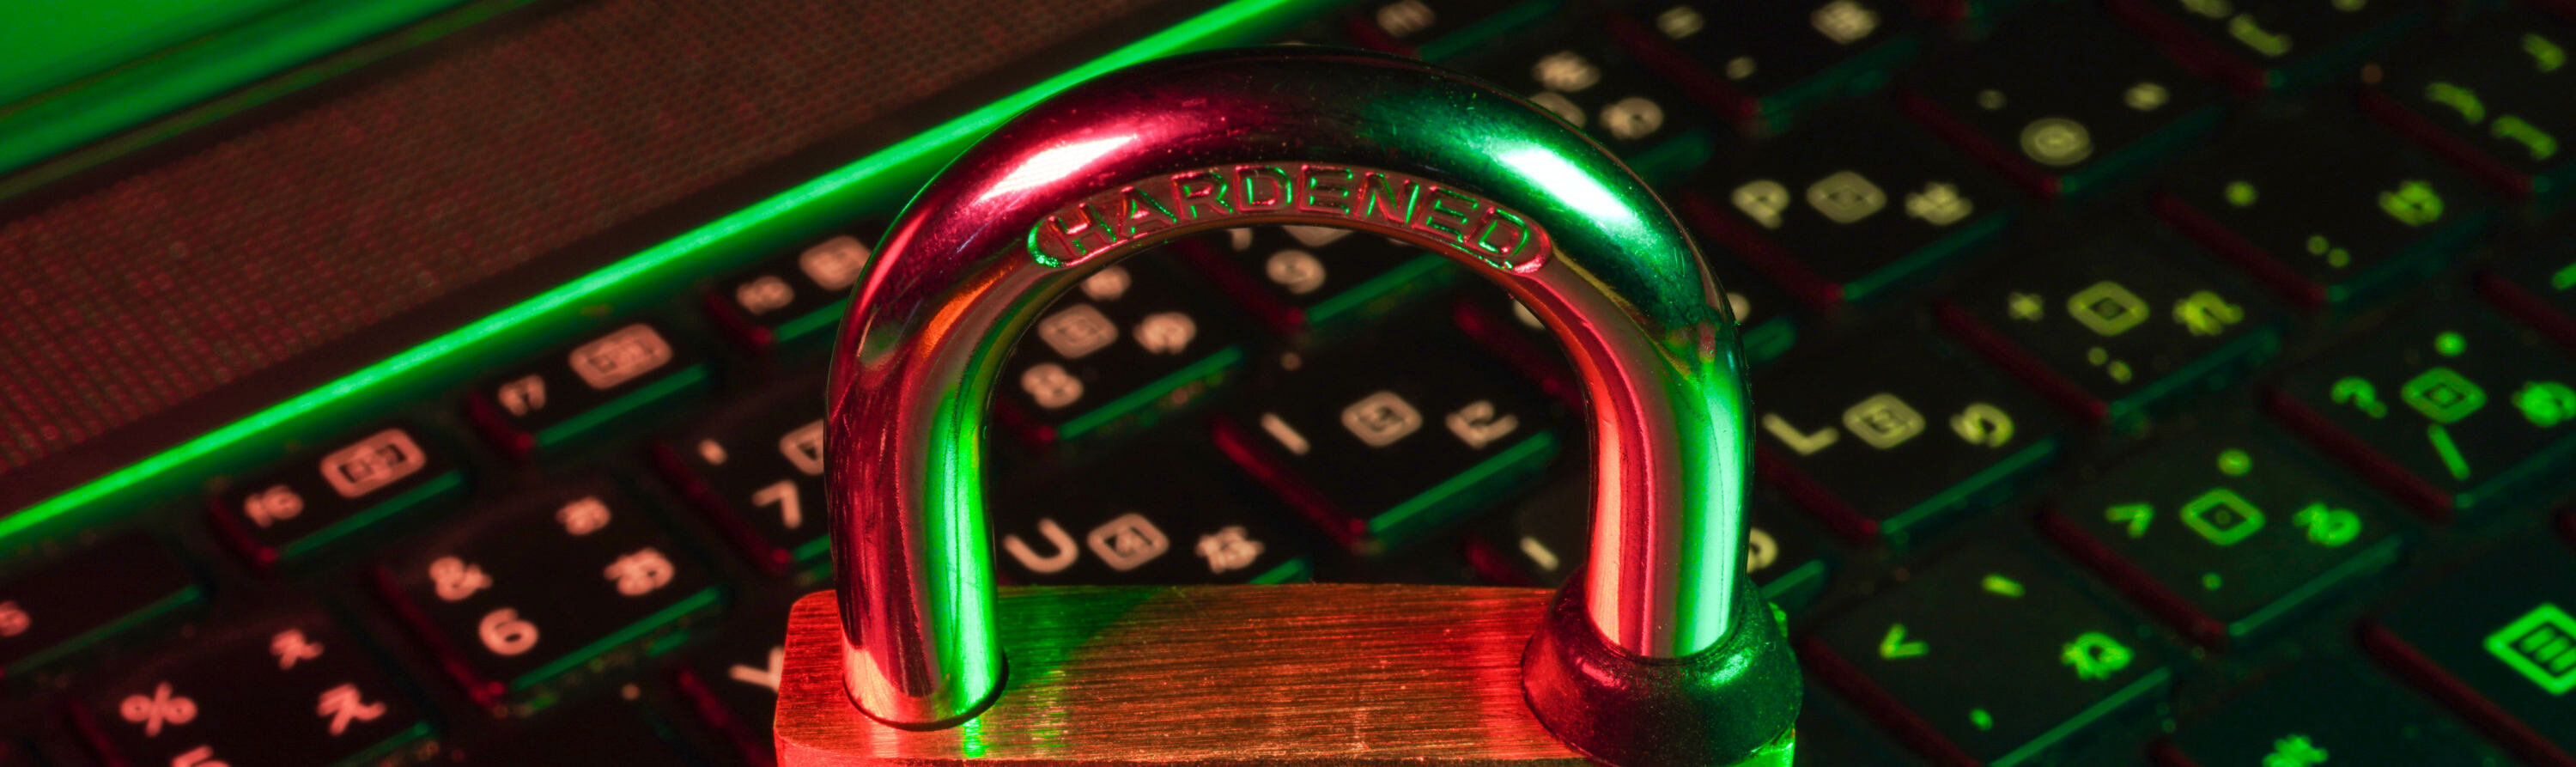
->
[9, 1, 2576, 764]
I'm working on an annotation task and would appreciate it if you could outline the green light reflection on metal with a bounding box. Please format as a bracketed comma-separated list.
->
[0, 0, 1329, 542]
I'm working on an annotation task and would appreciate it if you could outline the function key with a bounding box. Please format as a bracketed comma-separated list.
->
[465, 321, 712, 460]
[2155, 119, 2490, 309]
[1612, 0, 1922, 131]
[650, 375, 829, 575]
[1676, 101, 2015, 313]
[1753, 327, 2063, 545]
[69, 609, 429, 767]
[2361, 11, 2576, 201]
[0, 533, 200, 677]
[372, 478, 721, 704]
[2039, 426, 2401, 648]
[207, 423, 465, 567]
[671, 606, 787, 767]
[1802, 538, 2172, 765]
[1457, 23, 1716, 179]
[702, 228, 879, 352]
[1899, 2, 2225, 198]
[991, 435, 1321, 585]
[2361, 534, 2576, 766]
[1935, 231, 2280, 425]
[2112, 0, 2428, 95]
[1176, 227, 1461, 341]
[1212, 323, 1564, 554]
[1344, 0, 1565, 62]
[2269, 301, 2576, 519]
[993, 259, 1249, 448]
[2152, 658, 2506, 767]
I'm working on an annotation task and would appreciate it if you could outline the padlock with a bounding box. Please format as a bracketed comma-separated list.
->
[775, 47, 1800, 764]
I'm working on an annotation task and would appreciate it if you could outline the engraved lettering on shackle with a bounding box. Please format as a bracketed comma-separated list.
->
[1025, 163, 1550, 274]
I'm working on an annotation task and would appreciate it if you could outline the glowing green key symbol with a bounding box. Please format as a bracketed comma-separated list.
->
[2482, 603, 2576, 695]
[2068, 281, 2149, 337]
[2291, 503, 2360, 547]
[2105, 502, 2153, 539]
[2173, 291, 2245, 337]
[1969, 708, 1995, 732]
[2378, 180, 2445, 227]
[2424, 81, 2486, 124]
[2515, 381, 2576, 427]
[2266, 734, 2330, 766]
[2528, 33, 2566, 73]
[2332, 377, 2387, 419]
[2401, 367, 2486, 423]
[1982, 574, 2026, 598]
[2180, 487, 2265, 546]
[1879, 624, 1929, 660]
[2061, 631, 2134, 681]
[2224, 180, 2258, 208]
[2216, 447, 2253, 476]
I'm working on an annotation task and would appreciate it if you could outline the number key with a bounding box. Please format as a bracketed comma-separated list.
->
[2362, 10, 2576, 200]
[1176, 226, 1461, 340]
[70, 609, 428, 766]
[993, 259, 1249, 448]
[208, 423, 464, 567]
[652, 375, 828, 575]
[465, 321, 712, 459]
[702, 228, 882, 351]
[373, 477, 720, 704]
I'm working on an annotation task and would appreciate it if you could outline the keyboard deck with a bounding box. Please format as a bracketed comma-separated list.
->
[9, 0, 2576, 764]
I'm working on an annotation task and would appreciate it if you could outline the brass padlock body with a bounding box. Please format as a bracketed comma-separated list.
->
[776, 585, 1591, 764]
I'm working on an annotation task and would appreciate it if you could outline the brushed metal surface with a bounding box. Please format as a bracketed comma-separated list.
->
[775, 585, 1591, 764]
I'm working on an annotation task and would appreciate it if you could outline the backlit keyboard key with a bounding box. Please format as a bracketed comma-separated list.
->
[1802, 538, 2172, 766]
[993, 259, 1248, 448]
[208, 423, 464, 567]
[465, 321, 712, 460]
[1753, 327, 2063, 545]
[650, 375, 829, 575]
[702, 228, 879, 351]
[2361, 11, 2576, 201]
[2112, 0, 2428, 95]
[1460, 23, 1717, 179]
[2362, 534, 2576, 766]
[1343, 0, 1563, 61]
[70, 609, 429, 767]
[373, 477, 721, 704]
[2155, 119, 2492, 308]
[2153, 658, 2505, 766]
[1677, 101, 2015, 313]
[671, 606, 787, 767]
[1212, 323, 1562, 554]
[2039, 426, 2401, 648]
[1176, 226, 1461, 341]
[992, 436, 1321, 585]
[2269, 301, 2576, 519]
[1611, 0, 1921, 131]
[1899, 2, 2224, 198]
[0, 533, 199, 677]
[1935, 231, 2281, 425]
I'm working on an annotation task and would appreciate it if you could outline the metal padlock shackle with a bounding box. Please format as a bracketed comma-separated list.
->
[824, 47, 1795, 764]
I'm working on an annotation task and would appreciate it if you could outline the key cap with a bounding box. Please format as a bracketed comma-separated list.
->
[2038, 425, 2402, 648]
[2111, 0, 2429, 95]
[1343, 0, 1565, 62]
[2150, 658, 2506, 767]
[0, 533, 199, 677]
[372, 477, 722, 704]
[1458, 22, 1718, 180]
[69, 609, 429, 767]
[2361, 534, 2576, 766]
[651, 375, 829, 575]
[1802, 537, 2172, 766]
[465, 321, 712, 460]
[1610, 0, 1922, 131]
[207, 423, 465, 567]
[1899, 2, 2225, 198]
[2268, 300, 2576, 519]
[1935, 231, 2281, 425]
[2361, 10, 2576, 200]
[1176, 226, 1461, 341]
[2154, 118, 2492, 309]
[2481, 237, 2576, 351]
[1488, 475, 1828, 606]
[993, 259, 1249, 448]
[1212, 323, 1564, 554]
[1753, 327, 2063, 545]
[671, 606, 787, 767]
[1678, 101, 2015, 313]
[702, 228, 879, 352]
[990, 435, 1322, 585]
[447, 696, 695, 765]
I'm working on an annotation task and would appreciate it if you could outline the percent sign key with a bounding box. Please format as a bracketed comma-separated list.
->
[75, 612, 428, 766]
